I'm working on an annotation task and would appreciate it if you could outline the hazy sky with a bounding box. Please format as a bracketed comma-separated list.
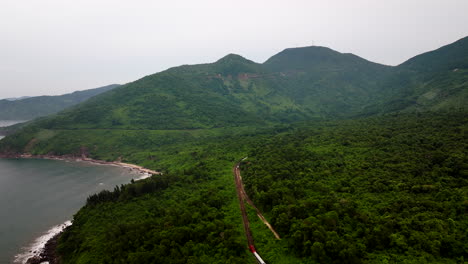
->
[1, 0, 467, 98]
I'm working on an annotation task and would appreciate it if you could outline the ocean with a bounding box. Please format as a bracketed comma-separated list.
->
[0, 157, 140, 263]
[0, 120, 26, 140]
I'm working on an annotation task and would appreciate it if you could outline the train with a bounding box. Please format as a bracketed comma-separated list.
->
[249, 245, 266, 264]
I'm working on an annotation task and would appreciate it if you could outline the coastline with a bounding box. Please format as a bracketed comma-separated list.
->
[15, 221, 71, 264]
[0, 153, 160, 178]
[2, 154, 161, 264]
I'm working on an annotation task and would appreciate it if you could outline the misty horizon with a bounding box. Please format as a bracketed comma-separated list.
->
[1, 0, 467, 98]
[2, 37, 467, 100]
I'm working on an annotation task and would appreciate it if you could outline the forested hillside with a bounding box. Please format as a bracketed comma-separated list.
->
[2, 36, 467, 157]
[53, 128, 278, 264]
[365, 36, 468, 114]
[19, 49, 391, 132]
[49, 112, 468, 264]
[263, 46, 392, 117]
[0, 84, 119, 120]
[1, 36, 467, 264]
[241, 113, 468, 263]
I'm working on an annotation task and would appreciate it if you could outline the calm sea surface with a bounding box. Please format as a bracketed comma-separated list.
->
[0, 155, 139, 262]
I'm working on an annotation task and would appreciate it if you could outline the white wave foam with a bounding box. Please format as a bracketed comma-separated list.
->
[135, 172, 151, 181]
[14, 221, 72, 264]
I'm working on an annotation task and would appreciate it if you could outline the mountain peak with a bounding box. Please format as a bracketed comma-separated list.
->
[264, 45, 386, 72]
[269, 46, 340, 60]
[215, 53, 253, 64]
[213, 53, 260, 74]
[263, 46, 343, 71]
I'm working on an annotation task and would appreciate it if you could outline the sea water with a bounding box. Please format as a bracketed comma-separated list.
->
[0, 158, 140, 263]
[0, 120, 26, 140]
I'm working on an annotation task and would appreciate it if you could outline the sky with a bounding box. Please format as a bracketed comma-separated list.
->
[1, 0, 467, 99]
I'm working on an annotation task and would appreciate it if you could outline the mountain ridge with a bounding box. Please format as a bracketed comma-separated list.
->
[363, 36, 468, 114]
[1, 36, 467, 155]
[0, 84, 120, 121]
[1, 36, 467, 264]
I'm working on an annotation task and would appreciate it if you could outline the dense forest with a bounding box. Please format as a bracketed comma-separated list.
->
[53, 130, 274, 264]
[59, 169, 247, 263]
[241, 113, 468, 263]
[49, 112, 468, 263]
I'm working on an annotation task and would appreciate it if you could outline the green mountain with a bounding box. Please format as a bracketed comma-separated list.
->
[365, 36, 468, 114]
[0, 84, 119, 120]
[400, 36, 468, 72]
[22, 37, 467, 135]
[18, 47, 393, 132]
[2, 37, 468, 156]
[1, 36, 467, 264]
[263, 46, 392, 116]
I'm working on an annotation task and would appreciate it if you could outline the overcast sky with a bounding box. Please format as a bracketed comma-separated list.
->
[1, 0, 467, 98]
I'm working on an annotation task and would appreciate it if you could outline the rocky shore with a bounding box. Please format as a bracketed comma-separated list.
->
[14, 221, 72, 264]
[26, 232, 62, 264]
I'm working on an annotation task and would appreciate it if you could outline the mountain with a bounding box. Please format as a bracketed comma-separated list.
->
[0, 84, 120, 120]
[1, 36, 467, 157]
[364, 36, 468, 114]
[263, 46, 392, 116]
[4, 96, 31, 101]
[19, 47, 391, 132]
[399, 36, 468, 72]
[1, 37, 467, 263]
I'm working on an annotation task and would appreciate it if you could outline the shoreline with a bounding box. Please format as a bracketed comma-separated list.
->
[15, 221, 71, 264]
[0, 153, 160, 178]
[2, 153, 161, 264]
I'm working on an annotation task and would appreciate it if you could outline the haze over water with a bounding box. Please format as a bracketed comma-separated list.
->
[0, 120, 26, 140]
[0, 158, 139, 263]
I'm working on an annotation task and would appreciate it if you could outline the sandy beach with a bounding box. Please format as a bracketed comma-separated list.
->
[0, 153, 160, 178]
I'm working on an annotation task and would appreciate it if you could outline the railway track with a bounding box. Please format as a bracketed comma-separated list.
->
[234, 161, 279, 264]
